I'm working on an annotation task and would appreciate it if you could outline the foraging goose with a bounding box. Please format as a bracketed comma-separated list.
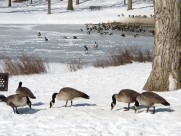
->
[134, 92, 170, 114]
[44, 36, 48, 41]
[0, 94, 31, 114]
[16, 82, 36, 99]
[50, 87, 90, 108]
[111, 89, 140, 110]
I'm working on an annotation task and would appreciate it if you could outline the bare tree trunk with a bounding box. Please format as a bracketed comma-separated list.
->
[30, 0, 32, 4]
[67, 0, 74, 10]
[124, 0, 126, 5]
[8, 0, 11, 7]
[76, 0, 79, 5]
[143, 0, 181, 91]
[127, 0, 132, 10]
[48, 0, 51, 14]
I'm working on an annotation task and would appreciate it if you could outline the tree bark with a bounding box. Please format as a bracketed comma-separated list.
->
[127, 0, 132, 10]
[67, 0, 74, 10]
[30, 0, 32, 4]
[76, 0, 79, 5]
[8, 0, 11, 7]
[48, 0, 51, 14]
[143, 0, 181, 91]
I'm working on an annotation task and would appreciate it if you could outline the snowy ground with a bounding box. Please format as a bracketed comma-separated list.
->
[0, 0, 154, 24]
[1, 0, 180, 136]
[0, 63, 181, 136]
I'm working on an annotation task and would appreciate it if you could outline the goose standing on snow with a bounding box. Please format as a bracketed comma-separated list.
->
[0, 94, 31, 114]
[134, 92, 170, 114]
[37, 32, 41, 37]
[84, 45, 88, 54]
[111, 89, 140, 110]
[16, 82, 36, 99]
[50, 87, 90, 108]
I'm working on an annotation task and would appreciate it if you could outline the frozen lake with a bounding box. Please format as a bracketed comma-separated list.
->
[0, 24, 154, 64]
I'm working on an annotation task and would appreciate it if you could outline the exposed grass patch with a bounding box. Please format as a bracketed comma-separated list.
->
[0, 53, 49, 76]
[67, 57, 83, 72]
[112, 17, 155, 26]
[94, 47, 153, 68]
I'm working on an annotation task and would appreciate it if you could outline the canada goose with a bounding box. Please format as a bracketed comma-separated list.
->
[50, 87, 90, 108]
[0, 94, 31, 114]
[111, 89, 140, 110]
[134, 92, 170, 114]
[84, 45, 88, 54]
[44, 36, 48, 41]
[37, 32, 41, 37]
[16, 82, 36, 99]
[73, 36, 77, 39]
[121, 33, 125, 37]
[93, 41, 98, 49]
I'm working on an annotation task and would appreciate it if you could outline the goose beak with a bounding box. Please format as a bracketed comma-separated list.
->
[50, 102, 53, 108]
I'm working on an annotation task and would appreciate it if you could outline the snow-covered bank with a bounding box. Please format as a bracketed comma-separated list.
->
[0, 62, 181, 136]
[0, 0, 154, 24]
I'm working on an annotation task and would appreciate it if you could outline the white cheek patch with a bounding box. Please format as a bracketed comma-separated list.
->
[135, 106, 139, 110]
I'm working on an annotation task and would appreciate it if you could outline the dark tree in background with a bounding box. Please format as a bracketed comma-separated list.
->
[67, 0, 74, 10]
[48, 0, 51, 14]
[76, 0, 79, 5]
[8, 0, 11, 7]
[127, 0, 132, 10]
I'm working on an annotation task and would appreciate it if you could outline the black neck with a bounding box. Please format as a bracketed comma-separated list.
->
[19, 82, 22, 87]
[135, 100, 139, 107]
[52, 93, 58, 103]
[112, 94, 116, 104]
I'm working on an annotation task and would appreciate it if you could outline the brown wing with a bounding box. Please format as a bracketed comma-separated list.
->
[119, 89, 140, 102]
[16, 87, 36, 99]
[142, 92, 169, 105]
[60, 87, 89, 99]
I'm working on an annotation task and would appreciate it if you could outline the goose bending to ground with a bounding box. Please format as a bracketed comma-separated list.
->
[111, 89, 140, 110]
[44, 36, 48, 41]
[50, 87, 90, 108]
[16, 82, 36, 99]
[0, 94, 31, 114]
[134, 92, 170, 114]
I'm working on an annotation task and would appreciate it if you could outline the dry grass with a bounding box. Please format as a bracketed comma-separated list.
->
[0, 53, 49, 76]
[94, 47, 153, 68]
[67, 57, 83, 72]
[111, 17, 155, 26]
